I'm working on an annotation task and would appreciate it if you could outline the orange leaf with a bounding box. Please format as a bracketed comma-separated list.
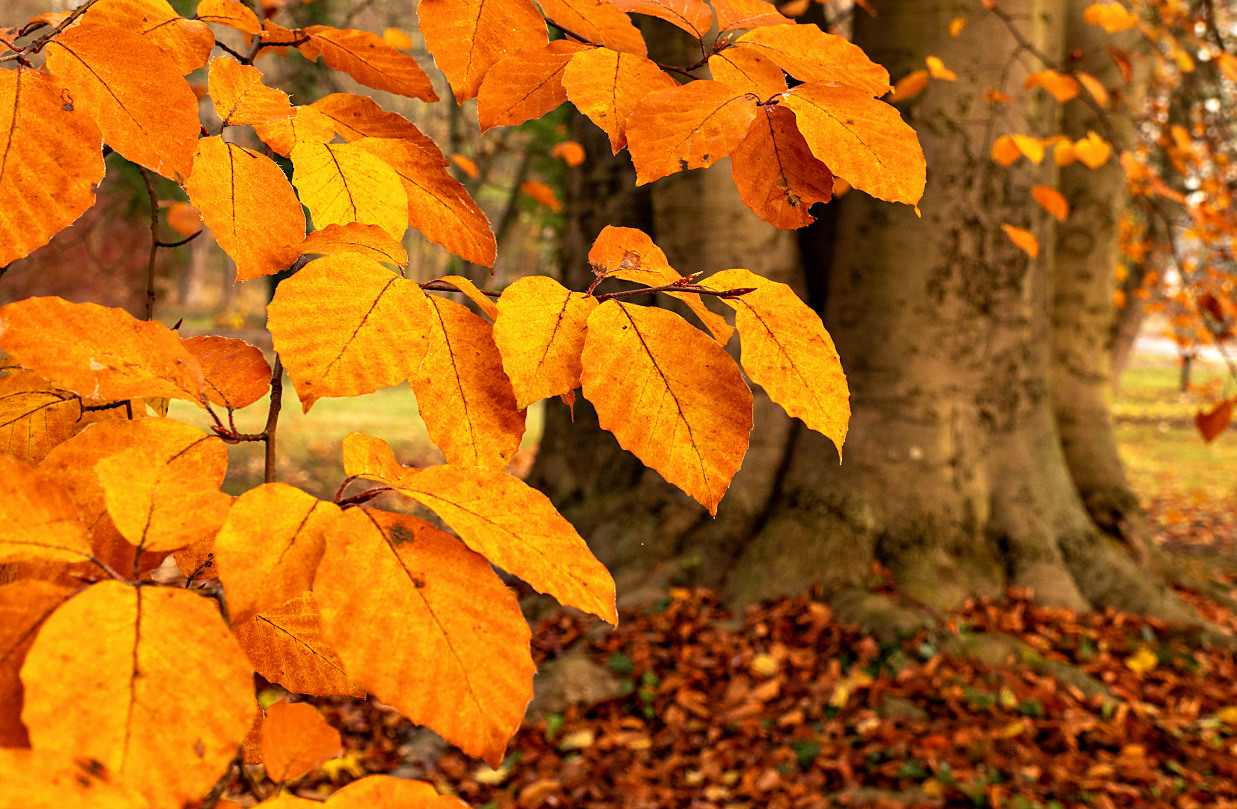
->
[731, 104, 834, 229]
[450, 153, 479, 178]
[185, 136, 306, 282]
[291, 140, 409, 240]
[552, 139, 586, 166]
[587, 226, 733, 344]
[925, 55, 956, 81]
[949, 15, 966, 35]
[1002, 224, 1040, 257]
[214, 484, 340, 623]
[342, 432, 418, 486]
[1024, 69, 1079, 103]
[387, 466, 617, 624]
[419, 0, 548, 101]
[781, 82, 926, 206]
[1011, 134, 1044, 163]
[563, 47, 677, 154]
[536, 0, 647, 55]
[299, 26, 438, 101]
[1075, 71, 1110, 106]
[609, 0, 713, 38]
[1054, 139, 1077, 165]
[709, 48, 788, 98]
[733, 25, 890, 96]
[0, 297, 206, 403]
[0, 455, 89, 565]
[253, 105, 339, 157]
[21, 582, 255, 806]
[582, 302, 753, 515]
[1074, 131, 1113, 168]
[888, 69, 929, 103]
[990, 135, 1021, 166]
[0, 371, 81, 466]
[703, 269, 848, 453]
[300, 222, 409, 267]
[0, 69, 104, 266]
[521, 180, 562, 211]
[410, 296, 525, 469]
[166, 201, 203, 236]
[181, 336, 271, 410]
[311, 94, 445, 160]
[477, 41, 584, 133]
[493, 276, 599, 409]
[627, 80, 757, 184]
[0, 581, 76, 747]
[352, 137, 497, 267]
[383, 27, 413, 49]
[1031, 185, 1069, 222]
[208, 56, 295, 126]
[1196, 400, 1234, 443]
[315, 508, 535, 767]
[712, 0, 792, 31]
[328, 775, 468, 808]
[81, 0, 215, 75]
[267, 255, 432, 411]
[1084, 1, 1136, 33]
[435, 275, 500, 320]
[195, 0, 265, 36]
[233, 593, 363, 697]
[0, 750, 145, 808]
[45, 24, 199, 180]
[261, 701, 342, 783]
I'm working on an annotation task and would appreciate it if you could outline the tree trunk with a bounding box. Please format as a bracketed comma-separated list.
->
[529, 0, 1201, 626]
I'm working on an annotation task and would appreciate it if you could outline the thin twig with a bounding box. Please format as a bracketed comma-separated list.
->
[87, 554, 126, 582]
[138, 168, 160, 321]
[156, 230, 203, 249]
[263, 355, 284, 483]
[422, 279, 502, 297]
[594, 282, 756, 302]
[0, 0, 104, 63]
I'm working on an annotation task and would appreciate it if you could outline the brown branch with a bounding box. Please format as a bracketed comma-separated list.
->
[156, 230, 203, 249]
[421, 279, 502, 297]
[594, 282, 756, 302]
[263, 355, 284, 483]
[0, 0, 104, 62]
[138, 168, 160, 321]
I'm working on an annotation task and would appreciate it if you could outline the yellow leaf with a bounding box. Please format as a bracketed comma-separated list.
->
[215, 484, 340, 623]
[781, 82, 926, 206]
[1124, 646, 1158, 673]
[315, 508, 535, 767]
[317, 752, 367, 784]
[1053, 139, 1077, 166]
[254, 105, 339, 157]
[1002, 224, 1040, 258]
[382, 27, 413, 50]
[521, 180, 562, 211]
[1024, 69, 1079, 103]
[342, 432, 418, 485]
[734, 24, 890, 95]
[0, 297, 206, 403]
[493, 275, 599, 409]
[0, 69, 105, 267]
[925, 55, 956, 81]
[410, 295, 525, 469]
[45, 24, 199, 180]
[300, 222, 409, 267]
[1031, 185, 1069, 222]
[0, 582, 77, 746]
[0, 456, 88, 560]
[703, 269, 849, 454]
[81, 0, 214, 75]
[563, 47, 678, 154]
[267, 255, 432, 411]
[182, 335, 272, 410]
[291, 140, 409, 240]
[233, 593, 364, 697]
[21, 582, 255, 806]
[627, 79, 757, 183]
[1011, 134, 1045, 163]
[1074, 131, 1113, 168]
[299, 26, 438, 101]
[0, 371, 81, 466]
[418, 0, 548, 101]
[1084, 1, 1136, 33]
[208, 56, 295, 126]
[1075, 71, 1109, 107]
[949, 16, 966, 36]
[389, 465, 617, 624]
[582, 302, 752, 515]
[261, 700, 342, 783]
[185, 137, 306, 282]
[436, 275, 500, 320]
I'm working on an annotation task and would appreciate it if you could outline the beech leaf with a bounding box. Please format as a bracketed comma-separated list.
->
[311, 94, 445, 159]
[261, 700, 342, 784]
[626, 80, 757, 184]
[208, 56, 295, 126]
[342, 431, 418, 486]
[291, 140, 410, 240]
[328, 776, 469, 808]
[181, 335, 272, 410]
[709, 48, 788, 98]
[734, 25, 890, 95]
[418, 0, 549, 102]
[300, 222, 410, 267]
[534, 0, 647, 55]
[610, 0, 714, 37]
[0, 581, 77, 747]
[233, 593, 364, 697]
[0, 455, 88, 566]
[82, 0, 215, 75]
[0, 370, 81, 466]
[299, 26, 439, 101]
[731, 105, 834, 229]
[712, 0, 792, 31]
[477, 41, 585, 132]
[195, 0, 264, 36]
[563, 47, 677, 153]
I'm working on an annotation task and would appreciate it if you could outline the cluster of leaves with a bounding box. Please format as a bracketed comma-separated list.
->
[0, 0, 926, 805]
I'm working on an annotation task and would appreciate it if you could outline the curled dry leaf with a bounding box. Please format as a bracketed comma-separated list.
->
[1195, 400, 1234, 443]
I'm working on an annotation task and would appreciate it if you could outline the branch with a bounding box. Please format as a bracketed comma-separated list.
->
[421, 279, 502, 297]
[0, 0, 103, 63]
[263, 355, 284, 483]
[138, 168, 160, 321]
[156, 230, 203, 249]
[594, 281, 757, 302]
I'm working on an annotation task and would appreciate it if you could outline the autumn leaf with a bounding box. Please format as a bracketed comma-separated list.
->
[1195, 400, 1234, 443]
[44, 24, 199, 179]
[81, 0, 215, 75]
[0, 69, 105, 267]
[712, 0, 791, 31]
[0, 371, 81, 466]
[731, 105, 834, 229]
[0, 750, 146, 808]
[477, 41, 585, 132]
[383, 27, 413, 49]
[182, 335, 272, 410]
[493, 275, 599, 409]
[521, 180, 562, 211]
[300, 222, 409, 267]
[267, 254, 433, 411]
[299, 25, 439, 101]
[1031, 185, 1069, 222]
[254, 105, 339, 157]
[233, 593, 364, 697]
[0, 455, 89, 566]
[166, 201, 202, 236]
[1025, 69, 1079, 103]
[196, 0, 265, 36]
[609, 0, 714, 38]
[702, 269, 849, 453]
[709, 48, 788, 98]
[311, 93, 446, 160]
[291, 140, 410, 240]
[436, 275, 500, 320]
[626, 80, 757, 184]
[1075, 71, 1110, 106]
[888, 69, 929, 103]
[410, 295, 525, 469]
[21, 582, 255, 806]
[563, 47, 677, 154]
[552, 139, 586, 166]
[581, 301, 753, 515]
[1085, 1, 1137, 33]
[315, 508, 535, 766]
[0, 581, 76, 747]
[185, 137, 306, 282]
[535, 0, 647, 54]
[451, 154, 479, 178]
[926, 55, 956, 81]
[781, 82, 926, 206]
[214, 484, 340, 623]
[0, 297, 206, 404]
[1074, 131, 1113, 168]
[342, 431, 418, 485]
[1002, 224, 1040, 257]
[418, 0, 548, 101]
[208, 56, 295, 126]
[261, 700, 342, 783]
[328, 775, 468, 808]
[733, 24, 890, 96]
[991, 135, 1024, 166]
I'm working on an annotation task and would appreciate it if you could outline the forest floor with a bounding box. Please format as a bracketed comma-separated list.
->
[209, 354, 1237, 809]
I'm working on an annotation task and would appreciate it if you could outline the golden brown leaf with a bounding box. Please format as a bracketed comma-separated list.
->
[535, 0, 646, 54]
[610, 0, 713, 37]
[384, 27, 413, 49]
[703, 269, 848, 452]
[311, 94, 445, 160]
[410, 296, 525, 469]
[208, 56, 295, 126]
[581, 302, 752, 515]
[291, 140, 409, 240]
[1031, 185, 1069, 222]
[184, 137, 307, 281]
[419, 0, 548, 101]
[81, 0, 214, 75]
[0, 581, 76, 747]
[478, 41, 586, 132]
[781, 82, 926, 206]
[299, 26, 439, 101]
[1074, 131, 1112, 168]
[166, 201, 202, 236]
[342, 432, 418, 485]
[328, 775, 467, 808]
[626, 80, 756, 183]
[493, 275, 599, 409]
[733, 25, 890, 96]
[0, 371, 81, 466]
[1002, 224, 1040, 258]
[709, 48, 788, 98]
[181, 335, 272, 410]
[1075, 71, 1110, 106]
[234, 593, 364, 697]
[731, 105, 833, 229]
[215, 484, 339, 624]
[300, 223, 409, 267]
[451, 154, 479, 177]
[21, 582, 255, 806]
[316, 508, 535, 766]
[712, 0, 791, 31]
[563, 47, 676, 154]
[0, 297, 205, 404]
[44, 24, 199, 180]
[889, 69, 929, 103]
[1084, 2, 1136, 33]
[261, 701, 342, 783]
[991, 134, 1022, 166]
[267, 255, 432, 411]
[195, 0, 264, 36]
[0, 69, 105, 267]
